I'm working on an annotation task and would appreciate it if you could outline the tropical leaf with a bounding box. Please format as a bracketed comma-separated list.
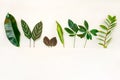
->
[64, 28, 74, 34]
[21, 19, 32, 39]
[98, 15, 117, 48]
[32, 21, 43, 41]
[84, 20, 89, 29]
[78, 25, 86, 32]
[56, 21, 64, 47]
[90, 29, 98, 36]
[68, 19, 78, 33]
[4, 13, 20, 47]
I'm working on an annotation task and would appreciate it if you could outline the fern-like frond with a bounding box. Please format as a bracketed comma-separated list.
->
[98, 15, 117, 48]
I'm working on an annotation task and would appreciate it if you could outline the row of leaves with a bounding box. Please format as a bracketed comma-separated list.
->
[4, 13, 117, 48]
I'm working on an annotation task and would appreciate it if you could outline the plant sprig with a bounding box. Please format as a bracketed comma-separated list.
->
[64, 19, 79, 48]
[78, 20, 98, 48]
[98, 15, 117, 48]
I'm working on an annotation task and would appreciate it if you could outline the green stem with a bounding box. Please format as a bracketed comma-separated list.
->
[29, 39, 31, 48]
[33, 41, 35, 48]
[84, 39, 87, 48]
[73, 36, 76, 48]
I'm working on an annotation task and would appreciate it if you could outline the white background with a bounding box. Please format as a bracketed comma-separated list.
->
[0, 0, 120, 80]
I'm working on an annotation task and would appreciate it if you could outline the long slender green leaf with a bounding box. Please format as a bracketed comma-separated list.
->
[4, 13, 20, 47]
[56, 21, 64, 46]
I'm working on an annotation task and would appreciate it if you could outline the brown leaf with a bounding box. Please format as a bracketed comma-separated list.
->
[43, 36, 50, 46]
[50, 37, 57, 47]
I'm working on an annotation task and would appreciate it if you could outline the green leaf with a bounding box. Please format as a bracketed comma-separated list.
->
[32, 21, 43, 41]
[78, 25, 86, 32]
[98, 43, 104, 46]
[21, 19, 32, 39]
[100, 25, 108, 30]
[106, 38, 112, 45]
[69, 34, 76, 37]
[86, 33, 92, 40]
[4, 13, 20, 47]
[68, 19, 78, 33]
[90, 29, 98, 36]
[84, 20, 89, 29]
[98, 35, 105, 38]
[64, 28, 74, 34]
[97, 38, 104, 42]
[77, 33, 86, 38]
[56, 21, 64, 46]
[99, 30, 106, 34]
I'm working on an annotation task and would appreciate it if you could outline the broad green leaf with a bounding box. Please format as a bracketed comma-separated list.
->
[84, 20, 89, 29]
[86, 33, 92, 40]
[68, 19, 78, 33]
[77, 33, 86, 38]
[100, 25, 108, 30]
[32, 21, 43, 41]
[90, 29, 98, 36]
[56, 21, 64, 46]
[64, 28, 74, 34]
[4, 13, 20, 47]
[21, 19, 32, 39]
[78, 25, 86, 32]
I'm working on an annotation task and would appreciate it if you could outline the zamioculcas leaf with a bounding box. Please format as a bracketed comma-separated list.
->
[21, 19, 32, 47]
[32, 21, 43, 47]
[56, 21, 64, 47]
[4, 13, 20, 47]
[21, 19, 32, 39]
[43, 36, 57, 47]
[98, 15, 117, 48]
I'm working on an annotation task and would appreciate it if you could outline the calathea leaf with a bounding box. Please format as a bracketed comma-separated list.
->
[21, 19, 32, 39]
[56, 21, 64, 47]
[32, 21, 43, 41]
[4, 13, 20, 47]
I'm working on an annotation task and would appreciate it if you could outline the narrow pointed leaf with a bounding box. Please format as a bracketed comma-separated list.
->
[100, 25, 107, 30]
[4, 13, 20, 47]
[86, 33, 92, 40]
[56, 21, 64, 46]
[77, 33, 86, 38]
[32, 21, 43, 41]
[64, 28, 74, 34]
[21, 19, 32, 39]
[84, 20, 89, 29]
[78, 25, 86, 32]
[98, 43, 104, 46]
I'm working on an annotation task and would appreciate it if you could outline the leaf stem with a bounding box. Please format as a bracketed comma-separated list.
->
[29, 39, 31, 48]
[73, 36, 76, 48]
[33, 41, 35, 47]
[84, 39, 87, 48]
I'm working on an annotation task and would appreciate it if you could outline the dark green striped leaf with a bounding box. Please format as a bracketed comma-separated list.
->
[21, 19, 32, 39]
[32, 21, 43, 41]
[4, 13, 20, 47]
